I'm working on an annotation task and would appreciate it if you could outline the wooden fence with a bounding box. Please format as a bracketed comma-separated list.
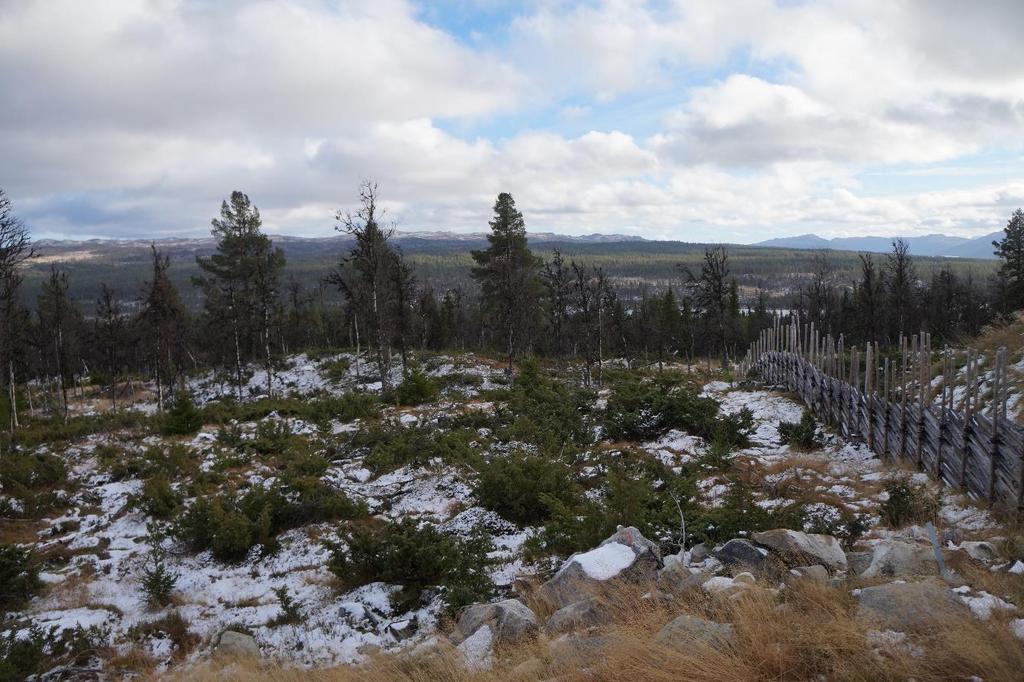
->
[742, 319, 1024, 515]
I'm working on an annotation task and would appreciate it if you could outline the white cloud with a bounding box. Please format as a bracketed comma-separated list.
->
[1, 0, 1023, 243]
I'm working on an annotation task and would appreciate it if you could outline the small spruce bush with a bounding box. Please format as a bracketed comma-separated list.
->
[0, 544, 41, 611]
[141, 555, 179, 607]
[326, 518, 494, 612]
[162, 392, 203, 436]
[880, 478, 940, 528]
[778, 410, 820, 449]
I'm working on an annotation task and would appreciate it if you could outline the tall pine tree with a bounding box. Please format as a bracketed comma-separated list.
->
[471, 193, 541, 368]
[993, 208, 1024, 312]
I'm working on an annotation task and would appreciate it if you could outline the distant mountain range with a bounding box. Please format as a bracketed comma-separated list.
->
[754, 232, 1002, 259]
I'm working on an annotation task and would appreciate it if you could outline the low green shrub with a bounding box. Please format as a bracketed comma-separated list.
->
[0, 627, 46, 681]
[880, 478, 940, 528]
[778, 411, 820, 449]
[0, 544, 41, 611]
[387, 369, 438, 406]
[353, 424, 479, 475]
[161, 392, 204, 436]
[322, 357, 351, 382]
[174, 479, 366, 562]
[495, 359, 593, 454]
[602, 379, 750, 447]
[474, 450, 578, 526]
[326, 518, 494, 612]
[0, 452, 68, 517]
[138, 474, 181, 519]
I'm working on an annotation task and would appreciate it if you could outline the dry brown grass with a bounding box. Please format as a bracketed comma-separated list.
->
[164, 577, 1024, 682]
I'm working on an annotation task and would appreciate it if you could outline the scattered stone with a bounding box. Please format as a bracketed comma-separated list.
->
[660, 565, 710, 593]
[511, 657, 546, 678]
[655, 614, 734, 649]
[451, 599, 538, 646]
[861, 541, 939, 579]
[788, 565, 829, 583]
[548, 633, 611, 665]
[690, 543, 709, 563]
[845, 551, 872, 576]
[712, 539, 769, 569]
[456, 625, 494, 671]
[545, 597, 611, 635]
[959, 541, 999, 564]
[856, 580, 968, 631]
[733, 571, 756, 585]
[751, 529, 847, 572]
[215, 631, 260, 659]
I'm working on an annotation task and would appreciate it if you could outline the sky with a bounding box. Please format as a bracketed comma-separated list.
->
[1, 0, 1023, 242]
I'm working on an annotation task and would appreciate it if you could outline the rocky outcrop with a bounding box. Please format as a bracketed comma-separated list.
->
[856, 580, 967, 631]
[655, 614, 734, 649]
[450, 599, 539, 646]
[751, 529, 847, 573]
[860, 540, 938, 578]
[536, 527, 661, 610]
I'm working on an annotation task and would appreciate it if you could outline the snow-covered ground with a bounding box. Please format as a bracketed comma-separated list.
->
[5, 354, 1015, 676]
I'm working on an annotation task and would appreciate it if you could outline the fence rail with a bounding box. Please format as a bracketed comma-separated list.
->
[742, 319, 1024, 515]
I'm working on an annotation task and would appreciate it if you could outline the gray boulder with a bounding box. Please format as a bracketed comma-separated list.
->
[712, 539, 769, 568]
[450, 599, 538, 646]
[856, 580, 968, 631]
[544, 597, 611, 635]
[751, 529, 847, 573]
[537, 527, 661, 611]
[601, 525, 662, 562]
[655, 614, 734, 649]
[215, 630, 260, 658]
[861, 540, 938, 578]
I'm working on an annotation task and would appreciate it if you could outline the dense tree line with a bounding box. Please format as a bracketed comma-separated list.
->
[1, 181, 1022, 433]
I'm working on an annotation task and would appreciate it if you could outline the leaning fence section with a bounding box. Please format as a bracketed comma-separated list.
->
[741, 319, 1024, 516]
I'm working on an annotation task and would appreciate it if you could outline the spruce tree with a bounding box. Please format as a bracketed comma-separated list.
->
[141, 246, 188, 411]
[471, 193, 541, 368]
[993, 208, 1024, 311]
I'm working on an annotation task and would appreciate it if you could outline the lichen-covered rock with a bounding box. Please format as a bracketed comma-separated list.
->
[751, 529, 847, 572]
[856, 580, 967, 631]
[544, 596, 611, 634]
[861, 540, 938, 578]
[655, 614, 734, 649]
[215, 631, 260, 658]
[450, 599, 538, 646]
